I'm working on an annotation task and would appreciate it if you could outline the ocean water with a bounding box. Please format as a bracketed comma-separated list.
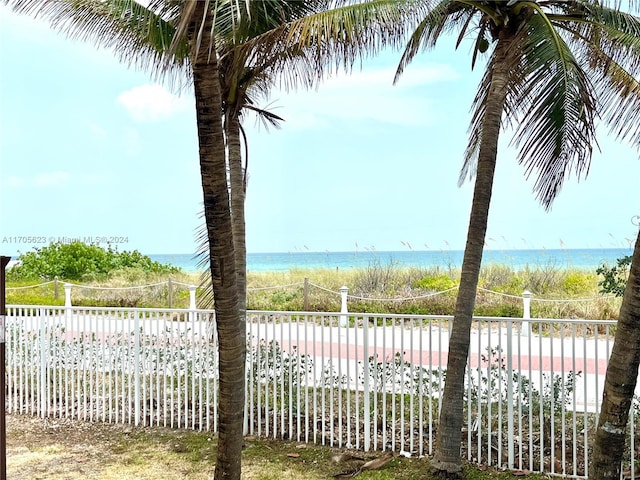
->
[150, 248, 633, 273]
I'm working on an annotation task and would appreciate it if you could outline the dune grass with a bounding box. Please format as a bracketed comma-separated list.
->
[6, 262, 621, 320]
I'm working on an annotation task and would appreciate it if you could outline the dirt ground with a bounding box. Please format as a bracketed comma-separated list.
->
[4, 413, 565, 480]
[5, 414, 371, 480]
[6, 414, 217, 479]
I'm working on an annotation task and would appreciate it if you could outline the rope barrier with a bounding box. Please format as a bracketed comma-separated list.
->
[6, 280, 56, 291]
[307, 282, 342, 296]
[248, 282, 304, 292]
[347, 286, 459, 302]
[66, 281, 168, 291]
[5, 279, 618, 303]
[531, 295, 616, 303]
[477, 288, 525, 300]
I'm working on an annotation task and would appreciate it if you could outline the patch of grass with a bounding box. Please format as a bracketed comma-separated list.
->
[7, 414, 552, 480]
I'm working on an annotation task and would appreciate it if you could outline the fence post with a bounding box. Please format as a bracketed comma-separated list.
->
[134, 310, 141, 426]
[38, 307, 47, 419]
[168, 278, 173, 309]
[363, 315, 370, 451]
[188, 285, 197, 310]
[522, 290, 531, 336]
[506, 318, 514, 469]
[303, 277, 309, 311]
[64, 284, 72, 308]
[54, 277, 59, 300]
[64, 284, 72, 323]
[339, 286, 348, 327]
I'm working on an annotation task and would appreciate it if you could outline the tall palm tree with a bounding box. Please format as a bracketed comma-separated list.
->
[3, 1, 245, 477]
[590, 226, 640, 479]
[389, 1, 640, 475]
[1, 2, 422, 478]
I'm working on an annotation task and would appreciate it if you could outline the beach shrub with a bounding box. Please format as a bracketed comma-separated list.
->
[597, 256, 631, 297]
[8, 241, 179, 281]
[562, 271, 596, 295]
[413, 274, 458, 293]
[351, 259, 400, 294]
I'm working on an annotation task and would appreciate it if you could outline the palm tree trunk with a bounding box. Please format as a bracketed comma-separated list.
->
[590, 230, 640, 480]
[432, 39, 511, 477]
[191, 5, 244, 480]
[227, 113, 247, 317]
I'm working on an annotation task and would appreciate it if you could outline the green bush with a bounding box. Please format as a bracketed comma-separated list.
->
[8, 242, 179, 281]
[597, 256, 631, 297]
[562, 271, 596, 295]
[412, 274, 458, 292]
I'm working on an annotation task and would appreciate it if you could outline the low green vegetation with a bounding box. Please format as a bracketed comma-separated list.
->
[5, 245, 625, 319]
[246, 261, 620, 320]
[8, 241, 179, 282]
[597, 255, 631, 297]
[6, 242, 188, 308]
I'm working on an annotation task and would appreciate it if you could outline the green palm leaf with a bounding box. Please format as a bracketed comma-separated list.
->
[510, 9, 597, 208]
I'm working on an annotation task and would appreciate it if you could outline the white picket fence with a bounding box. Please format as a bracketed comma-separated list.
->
[5, 305, 638, 479]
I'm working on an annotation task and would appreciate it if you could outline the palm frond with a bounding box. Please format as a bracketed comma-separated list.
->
[458, 53, 492, 186]
[231, 0, 429, 93]
[395, 0, 473, 82]
[243, 103, 285, 130]
[194, 211, 215, 310]
[553, 2, 640, 148]
[592, 55, 640, 146]
[3, 0, 191, 88]
[509, 9, 598, 209]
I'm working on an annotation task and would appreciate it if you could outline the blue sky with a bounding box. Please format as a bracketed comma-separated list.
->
[0, 5, 638, 257]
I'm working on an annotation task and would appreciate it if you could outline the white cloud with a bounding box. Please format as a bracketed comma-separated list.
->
[261, 63, 460, 130]
[117, 84, 190, 122]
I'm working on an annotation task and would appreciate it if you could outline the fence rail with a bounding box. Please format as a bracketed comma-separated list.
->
[5, 305, 639, 479]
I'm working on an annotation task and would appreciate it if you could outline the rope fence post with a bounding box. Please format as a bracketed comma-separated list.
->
[64, 283, 72, 308]
[303, 278, 309, 311]
[522, 290, 532, 336]
[54, 277, 59, 300]
[168, 278, 173, 309]
[188, 285, 197, 310]
[339, 286, 348, 327]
